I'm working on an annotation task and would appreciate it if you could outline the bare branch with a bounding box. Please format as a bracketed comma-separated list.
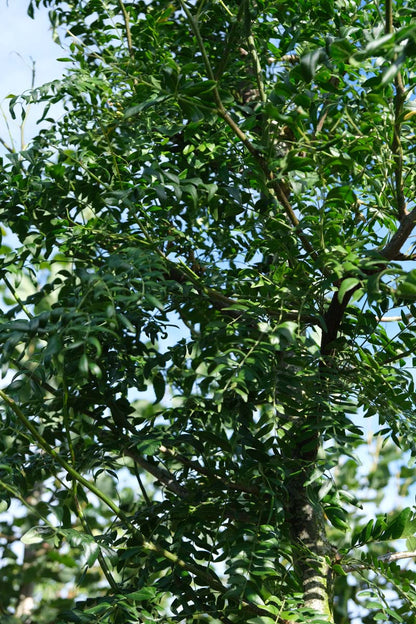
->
[244, 4, 266, 104]
[344, 550, 416, 573]
[379, 550, 416, 563]
[377, 315, 411, 322]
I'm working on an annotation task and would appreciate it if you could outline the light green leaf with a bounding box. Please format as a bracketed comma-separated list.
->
[22, 526, 56, 545]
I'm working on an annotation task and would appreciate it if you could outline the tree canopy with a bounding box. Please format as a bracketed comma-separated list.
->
[2, 0, 416, 622]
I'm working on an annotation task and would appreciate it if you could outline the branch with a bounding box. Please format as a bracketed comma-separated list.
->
[0, 103, 16, 153]
[123, 447, 190, 498]
[380, 206, 416, 259]
[117, 0, 134, 58]
[3, 276, 34, 318]
[159, 445, 260, 495]
[244, 4, 266, 104]
[159, 245, 315, 323]
[382, 347, 414, 365]
[388, 252, 416, 261]
[377, 315, 409, 322]
[0, 134, 14, 153]
[385, 0, 407, 219]
[384, 0, 393, 33]
[379, 550, 416, 563]
[344, 550, 416, 573]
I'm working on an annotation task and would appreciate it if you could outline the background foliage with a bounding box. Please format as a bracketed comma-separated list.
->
[2, 0, 416, 622]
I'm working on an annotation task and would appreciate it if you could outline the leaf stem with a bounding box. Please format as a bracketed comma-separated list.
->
[3, 275, 33, 319]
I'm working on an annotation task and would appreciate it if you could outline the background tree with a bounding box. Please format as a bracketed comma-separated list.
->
[1, 0, 416, 622]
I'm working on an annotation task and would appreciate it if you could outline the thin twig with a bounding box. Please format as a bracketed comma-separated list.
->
[117, 0, 134, 59]
[0, 134, 14, 153]
[19, 58, 36, 151]
[344, 550, 416, 572]
[3, 275, 33, 318]
[0, 103, 16, 152]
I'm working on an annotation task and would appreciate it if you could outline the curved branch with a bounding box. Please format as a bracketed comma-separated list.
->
[380, 206, 416, 259]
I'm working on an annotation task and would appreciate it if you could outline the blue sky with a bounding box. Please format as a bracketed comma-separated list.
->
[1, 0, 64, 149]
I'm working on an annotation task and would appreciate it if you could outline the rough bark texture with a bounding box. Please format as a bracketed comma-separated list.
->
[285, 435, 335, 622]
[287, 470, 334, 620]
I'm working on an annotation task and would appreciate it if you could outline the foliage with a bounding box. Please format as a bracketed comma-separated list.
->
[1, 0, 416, 622]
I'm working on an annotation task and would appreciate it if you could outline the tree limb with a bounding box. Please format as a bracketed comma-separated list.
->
[380, 206, 416, 259]
[123, 447, 190, 498]
[344, 550, 416, 572]
[385, 0, 407, 219]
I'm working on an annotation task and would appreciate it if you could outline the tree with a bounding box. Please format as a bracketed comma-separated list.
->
[1, 0, 416, 621]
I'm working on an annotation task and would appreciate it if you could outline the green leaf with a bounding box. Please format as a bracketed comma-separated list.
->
[153, 372, 165, 403]
[182, 80, 217, 96]
[325, 505, 349, 531]
[397, 269, 416, 300]
[300, 48, 327, 82]
[380, 508, 413, 540]
[22, 526, 56, 545]
[338, 278, 360, 302]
